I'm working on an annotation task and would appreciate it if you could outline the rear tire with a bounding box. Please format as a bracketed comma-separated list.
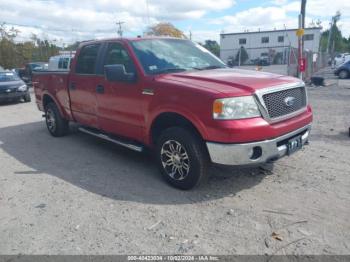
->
[156, 127, 209, 190]
[339, 70, 349, 79]
[45, 102, 69, 137]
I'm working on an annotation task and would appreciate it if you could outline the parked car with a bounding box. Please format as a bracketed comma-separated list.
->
[251, 56, 270, 66]
[48, 55, 74, 71]
[23, 62, 48, 84]
[33, 37, 312, 190]
[334, 60, 350, 79]
[333, 53, 350, 68]
[12, 68, 26, 79]
[0, 71, 31, 103]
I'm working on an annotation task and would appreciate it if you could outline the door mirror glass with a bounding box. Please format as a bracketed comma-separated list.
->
[104, 64, 137, 83]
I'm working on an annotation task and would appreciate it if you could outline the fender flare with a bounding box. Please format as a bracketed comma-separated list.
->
[146, 106, 208, 145]
[41, 92, 68, 119]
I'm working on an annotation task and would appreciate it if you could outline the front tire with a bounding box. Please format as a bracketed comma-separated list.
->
[339, 70, 349, 79]
[156, 127, 209, 190]
[45, 102, 69, 137]
[23, 93, 31, 102]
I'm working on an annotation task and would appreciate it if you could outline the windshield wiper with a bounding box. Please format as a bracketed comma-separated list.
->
[193, 65, 226, 70]
[154, 68, 187, 74]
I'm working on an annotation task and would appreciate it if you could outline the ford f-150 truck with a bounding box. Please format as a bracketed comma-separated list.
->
[33, 37, 312, 190]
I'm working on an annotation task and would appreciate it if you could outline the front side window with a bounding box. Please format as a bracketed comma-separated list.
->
[130, 39, 226, 75]
[76, 44, 100, 74]
[103, 43, 136, 73]
[59, 58, 70, 69]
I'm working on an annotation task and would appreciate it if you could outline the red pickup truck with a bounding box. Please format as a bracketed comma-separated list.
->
[33, 37, 312, 189]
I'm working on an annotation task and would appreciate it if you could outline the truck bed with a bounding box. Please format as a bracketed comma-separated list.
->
[32, 71, 73, 120]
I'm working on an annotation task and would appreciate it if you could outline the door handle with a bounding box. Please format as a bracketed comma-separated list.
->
[142, 88, 154, 95]
[96, 84, 105, 94]
[69, 82, 76, 90]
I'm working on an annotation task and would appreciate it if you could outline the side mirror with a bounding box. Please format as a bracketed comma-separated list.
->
[104, 64, 137, 83]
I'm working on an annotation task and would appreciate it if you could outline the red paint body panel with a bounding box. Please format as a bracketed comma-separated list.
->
[33, 72, 73, 120]
[33, 38, 313, 148]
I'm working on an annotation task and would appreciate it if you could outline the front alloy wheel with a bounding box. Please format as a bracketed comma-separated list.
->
[156, 127, 208, 190]
[160, 140, 190, 181]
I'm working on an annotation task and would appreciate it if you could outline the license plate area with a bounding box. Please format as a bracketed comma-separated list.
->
[287, 135, 302, 155]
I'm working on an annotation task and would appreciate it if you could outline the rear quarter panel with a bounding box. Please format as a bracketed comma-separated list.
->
[33, 72, 73, 120]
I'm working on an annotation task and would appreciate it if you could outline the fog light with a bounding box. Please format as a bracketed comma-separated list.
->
[250, 146, 262, 160]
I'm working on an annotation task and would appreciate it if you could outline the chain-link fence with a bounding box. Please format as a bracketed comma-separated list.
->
[221, 46, 329, 80]
[221, 46, 293, 67]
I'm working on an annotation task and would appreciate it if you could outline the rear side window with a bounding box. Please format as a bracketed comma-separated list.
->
[76, 44, 100, 74]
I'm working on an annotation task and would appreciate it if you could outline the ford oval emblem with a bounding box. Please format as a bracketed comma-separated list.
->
[284, 96, 296, 107]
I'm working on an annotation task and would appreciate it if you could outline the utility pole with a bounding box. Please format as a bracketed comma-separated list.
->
[327, 12, 341, 55]
[301, 0, 306, 53]
[297, 14, 303, 79]
[326, 21, 333, 54]
[116, 21, 125, 37]
[297, 0, 307, 79]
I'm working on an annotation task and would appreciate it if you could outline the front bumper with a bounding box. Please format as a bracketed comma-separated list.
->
[0, 91, 26, 101]
[206, 124, 311, 166]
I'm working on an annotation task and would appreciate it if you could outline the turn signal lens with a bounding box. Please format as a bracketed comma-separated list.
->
[213, 100, 223, 114]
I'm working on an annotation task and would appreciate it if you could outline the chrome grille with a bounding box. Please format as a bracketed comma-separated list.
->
[262, 86, 307, 119]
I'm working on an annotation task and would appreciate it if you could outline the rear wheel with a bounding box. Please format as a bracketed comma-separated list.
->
[339, 70, 349, 79]
[156, 127, 209, 190]
[45, 102, 69, 137]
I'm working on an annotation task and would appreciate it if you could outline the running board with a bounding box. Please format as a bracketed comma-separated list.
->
[78, 127, 144, 152]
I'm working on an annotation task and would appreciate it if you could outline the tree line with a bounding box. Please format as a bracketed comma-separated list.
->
[0, 23, 61, 69]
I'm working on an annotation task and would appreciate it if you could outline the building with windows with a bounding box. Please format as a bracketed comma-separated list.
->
[220, 27, 321, 65]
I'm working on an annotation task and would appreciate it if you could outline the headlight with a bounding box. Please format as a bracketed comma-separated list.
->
[213, 96, 261, 120]
[17, 84, 27, 92]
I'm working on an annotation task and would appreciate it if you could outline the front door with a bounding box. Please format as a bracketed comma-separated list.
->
[69, 43, 101, 128]
[96, 42, 144, 140]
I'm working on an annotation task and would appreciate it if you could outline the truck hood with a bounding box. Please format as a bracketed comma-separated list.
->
[159, 68, 302, 96]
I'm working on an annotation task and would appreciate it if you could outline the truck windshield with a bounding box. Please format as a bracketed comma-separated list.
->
[0, 72, 20, 82]
[130, 39, 226, 75]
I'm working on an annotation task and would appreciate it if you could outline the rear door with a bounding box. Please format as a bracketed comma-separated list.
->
[96, 41, 144, 140]
[69, 43, 102, 128]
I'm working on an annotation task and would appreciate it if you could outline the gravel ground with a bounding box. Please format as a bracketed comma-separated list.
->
[0, 80, 349, 255]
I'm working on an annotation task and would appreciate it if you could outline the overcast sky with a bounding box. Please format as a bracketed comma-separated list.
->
[1, 0, 350, 45]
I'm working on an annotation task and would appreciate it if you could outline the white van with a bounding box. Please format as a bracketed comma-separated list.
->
[48, 55, 74, 71]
